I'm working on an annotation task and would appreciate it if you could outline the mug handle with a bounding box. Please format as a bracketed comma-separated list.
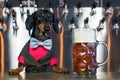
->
[96, 41, 109, 67]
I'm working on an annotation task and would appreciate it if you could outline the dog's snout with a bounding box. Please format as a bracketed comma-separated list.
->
[44, 26, 50, 32]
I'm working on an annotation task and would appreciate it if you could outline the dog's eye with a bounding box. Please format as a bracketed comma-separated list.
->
[37, 17, 44, 23]
[46, 15, 53, 22]
[47, 14, 51, 18]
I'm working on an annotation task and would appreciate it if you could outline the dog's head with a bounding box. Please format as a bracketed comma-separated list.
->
[25, 9, 59, 40]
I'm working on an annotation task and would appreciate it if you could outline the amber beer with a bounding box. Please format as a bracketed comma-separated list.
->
[72, 29, 108, 75]
[73, 43, 96, 74]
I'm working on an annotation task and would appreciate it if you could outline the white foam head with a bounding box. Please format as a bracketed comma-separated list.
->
[73, 28, 96, 43]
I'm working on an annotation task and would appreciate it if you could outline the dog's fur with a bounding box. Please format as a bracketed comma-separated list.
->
[8, 9, 68, 75]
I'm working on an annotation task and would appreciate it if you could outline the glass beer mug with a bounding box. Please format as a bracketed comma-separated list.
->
[72, 28, 109, 75]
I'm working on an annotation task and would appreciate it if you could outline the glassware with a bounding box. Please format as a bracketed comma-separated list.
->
[72, 28, 108, 75]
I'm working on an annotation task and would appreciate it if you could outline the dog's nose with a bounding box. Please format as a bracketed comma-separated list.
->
[44, 26, 50, 32]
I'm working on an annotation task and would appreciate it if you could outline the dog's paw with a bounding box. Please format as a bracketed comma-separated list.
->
[8, 69, 20, 75]
[8, 66, 24, 75]
[52, 66, 69, 74]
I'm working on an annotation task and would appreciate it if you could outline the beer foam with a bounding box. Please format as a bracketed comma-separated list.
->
[73, 28, 96, 43]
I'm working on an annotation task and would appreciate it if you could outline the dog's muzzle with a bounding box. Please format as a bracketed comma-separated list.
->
[37, 15, 52, 32]
[44, 24, 50, 32]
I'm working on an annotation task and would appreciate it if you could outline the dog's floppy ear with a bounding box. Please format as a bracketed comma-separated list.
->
[25, 13, 35, 35]
[53, 14, 59, 33]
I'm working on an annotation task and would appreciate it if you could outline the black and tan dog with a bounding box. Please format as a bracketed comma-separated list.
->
[8, 9, 68, 75]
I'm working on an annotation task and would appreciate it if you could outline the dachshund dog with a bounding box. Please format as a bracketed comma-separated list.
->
[8, 9, 68, 75]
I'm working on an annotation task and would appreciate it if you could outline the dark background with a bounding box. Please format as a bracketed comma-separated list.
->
[6, 0, 120, 8]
